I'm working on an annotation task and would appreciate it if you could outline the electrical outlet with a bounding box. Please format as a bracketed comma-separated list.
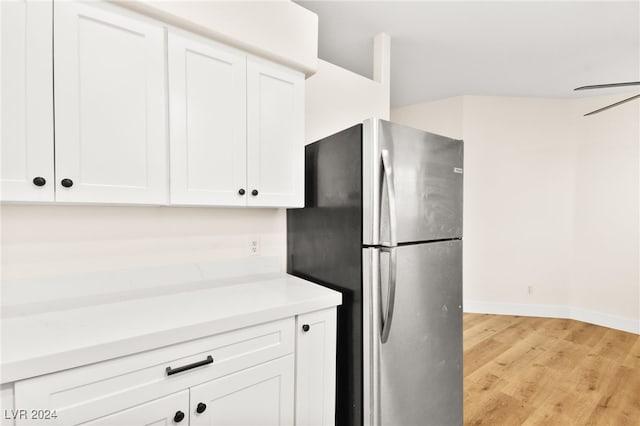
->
[249, 237, 260, 256]
[527, 286, 533, 295]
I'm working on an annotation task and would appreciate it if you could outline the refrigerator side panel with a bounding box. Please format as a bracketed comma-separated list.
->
[378, 120, 463, 244]
[287, 124, 364, 426]
[377, 240, 463, 426]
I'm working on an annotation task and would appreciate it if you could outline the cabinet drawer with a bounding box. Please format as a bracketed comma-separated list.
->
[15, 318, 294, 425]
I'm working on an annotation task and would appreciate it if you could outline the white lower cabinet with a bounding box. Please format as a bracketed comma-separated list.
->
[12, 314, 335, 426]
[81, 390, 189, 426]
[190, 356, 294, 426]
[295, 309, 337, 426]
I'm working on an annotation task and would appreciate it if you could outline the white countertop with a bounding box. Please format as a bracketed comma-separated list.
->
[0, 273, 341, 384]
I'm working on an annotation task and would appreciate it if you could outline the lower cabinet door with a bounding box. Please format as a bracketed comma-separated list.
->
[81, 390, 189, 426]
[190, 355, 294, 426]
[295, 308, 337, 426]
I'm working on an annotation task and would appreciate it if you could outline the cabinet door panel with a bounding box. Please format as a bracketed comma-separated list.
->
[190, 355, 294, 426]
[168, 32, 247, 205]
[1, 0, 54, 201]
[247, 58, 304, 208]
[296, 308, 337, 426]
[79, 390, 188, 426]
[54, 2, 167, 204]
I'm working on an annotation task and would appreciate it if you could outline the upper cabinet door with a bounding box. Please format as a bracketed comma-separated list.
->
[168, 32, 247, 206]
[53, 2, 167, 204]
[1, 0, 54, 201]
[246, 58, 304, 208]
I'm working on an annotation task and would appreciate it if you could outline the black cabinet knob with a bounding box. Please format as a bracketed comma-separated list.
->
[238, 188, 246, 195]
[32, 177, 46, 187]
[173, 411, 185, 423]
[196, 402, 207, 414]
[302, 324, 310, 332]
[251, 189, 258, 196]
[60, 178, 73, 188]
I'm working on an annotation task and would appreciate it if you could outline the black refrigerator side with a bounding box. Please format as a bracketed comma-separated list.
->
[287, 124, 363, 426]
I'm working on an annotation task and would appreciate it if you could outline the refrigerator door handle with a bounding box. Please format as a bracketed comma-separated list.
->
[380, 247, 397, 344]
[381, 149, 398, 247]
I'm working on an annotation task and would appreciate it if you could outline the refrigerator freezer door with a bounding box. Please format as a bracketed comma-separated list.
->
[363, 119, 463, 246]
[372, 240, 462, 426]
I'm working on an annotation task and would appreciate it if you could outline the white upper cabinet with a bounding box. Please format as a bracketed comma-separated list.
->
[247, 58, 304, 208]
[1, 0, 54, 202]
[53, 2, 167, 204]
[168, 32, 247, 206]
[1, 0, 304, 207]
[169, 35, 305, 208]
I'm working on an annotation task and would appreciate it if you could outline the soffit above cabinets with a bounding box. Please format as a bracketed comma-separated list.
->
[115, 0, 319, 76]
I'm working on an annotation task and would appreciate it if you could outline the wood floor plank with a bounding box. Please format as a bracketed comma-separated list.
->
[584, 365, 640, 425]
[500, 364, 564, 407]
[468, 331, 550, 384]
[463, 337, 511, 377]
[590, 328, 638, 363]
[532, 336, 587, 373]
[521, 388, 596, 426]
[464, 315, 522, 350]
[623, 336, 640, 369]
[563, 320, 609, 347]
[464, 313, 640, 426]
[464, 391, 529, 426]
[463, 312, 494, 331]
[567, 353, 626, 399]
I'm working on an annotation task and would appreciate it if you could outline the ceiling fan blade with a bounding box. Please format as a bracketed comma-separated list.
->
[584, 94, 640, 116]
[575, 82, 640, 91]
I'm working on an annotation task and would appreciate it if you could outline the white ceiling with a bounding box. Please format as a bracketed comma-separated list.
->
[296, 1, 640, 107]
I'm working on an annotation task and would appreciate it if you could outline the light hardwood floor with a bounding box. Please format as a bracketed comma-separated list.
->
[463, 314, 640, 425]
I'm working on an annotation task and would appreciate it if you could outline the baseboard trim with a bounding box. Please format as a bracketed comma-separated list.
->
[464, 300, 640, 335]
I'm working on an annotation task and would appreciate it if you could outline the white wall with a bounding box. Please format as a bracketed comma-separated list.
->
[392, 96, 464, 140]
[1, 205, 285, 280]
[571, 94, 640, 325]
[305, 34, 390, 144]
[0, 205, 285, 306]
[392, 94, 639, 333]
[461, 96, 575, 309]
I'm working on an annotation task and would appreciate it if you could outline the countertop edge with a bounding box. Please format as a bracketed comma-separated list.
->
[1, 279, 341, 384]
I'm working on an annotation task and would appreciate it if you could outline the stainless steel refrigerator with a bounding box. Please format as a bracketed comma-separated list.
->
[287, 119, 463, 426]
